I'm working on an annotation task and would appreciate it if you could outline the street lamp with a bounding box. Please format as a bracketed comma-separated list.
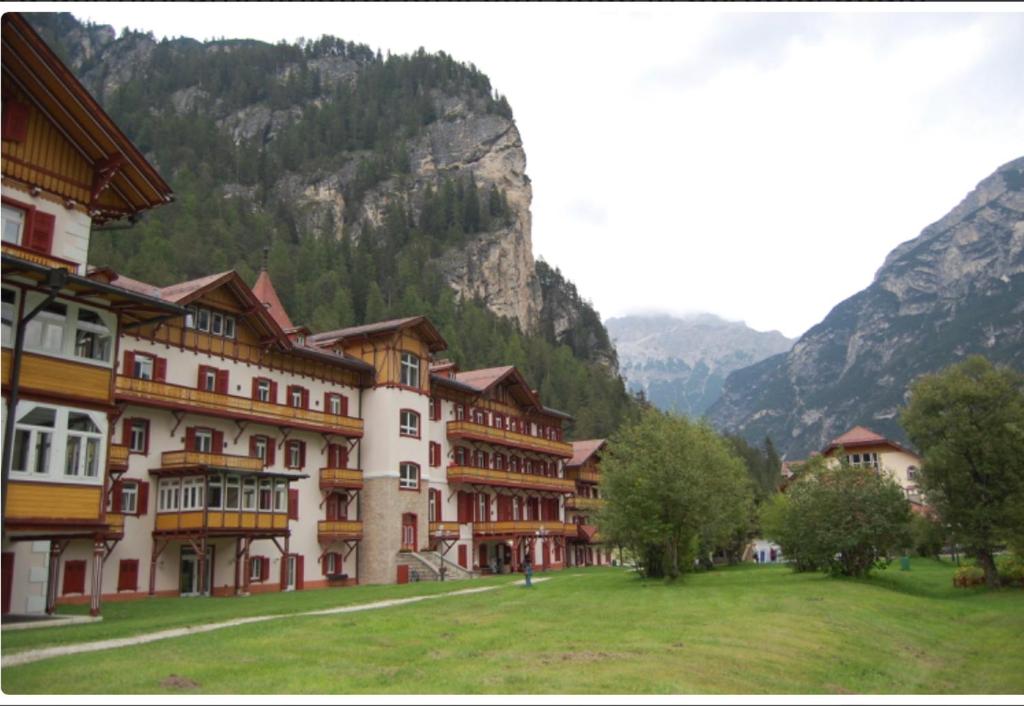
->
[432, 528, 447, 581]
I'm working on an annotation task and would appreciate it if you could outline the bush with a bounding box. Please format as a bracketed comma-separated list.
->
[953, 565, 985, 588]
[996, 554, 1024, 586]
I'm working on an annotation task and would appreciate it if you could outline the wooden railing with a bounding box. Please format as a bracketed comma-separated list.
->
[108, 444, 129, 469]
[2, 243, 79, 272]
[105, 512, 125, 535]
[473, 520, 570, 536]
[116, 375, 364, 436]
[565, 496, 605, 511]
[317, 520, 363, 541]
[161, 450, 263, 471]
[155, 510, 288, 533]
[446, 420, 573, 458]
[566, 468, 600, 483]
[429, 521, 460, 537]
[446, 466, 576, 493]
[319, 468, 364, 490]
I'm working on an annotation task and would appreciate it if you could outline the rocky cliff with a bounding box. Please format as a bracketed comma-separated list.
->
[607, 314, 793, 417]
[30, 13, 618, 359]
[708, 157, 1024, 458]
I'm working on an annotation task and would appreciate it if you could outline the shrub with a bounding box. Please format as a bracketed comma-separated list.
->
[953, 565, 985, 588]
[996, 554, 1024, 586]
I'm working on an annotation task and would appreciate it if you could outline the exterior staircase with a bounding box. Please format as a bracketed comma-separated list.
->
[395, 552, 440, 582]
[415, 550, 477, 581]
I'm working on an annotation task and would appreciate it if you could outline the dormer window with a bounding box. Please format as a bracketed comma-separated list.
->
[400, 352, 420, 388]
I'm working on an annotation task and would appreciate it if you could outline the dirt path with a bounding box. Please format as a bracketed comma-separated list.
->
[2, 577, 550, 668]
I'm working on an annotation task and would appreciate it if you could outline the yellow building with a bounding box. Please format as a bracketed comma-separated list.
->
[2, 13, 183, 616]
[821, 426, 927, 511]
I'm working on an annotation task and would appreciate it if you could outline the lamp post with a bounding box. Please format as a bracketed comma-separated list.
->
[432, 528, 446, 581]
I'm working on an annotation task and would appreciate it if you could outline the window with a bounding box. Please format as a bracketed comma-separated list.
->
[907, 466, 918, 481]
[197, 308, 210, 332]
[274, 481, 287, 512]
[252, 436, 268, 466]
[474, 449, 488, 469]
[211, 312, 224, 336]
[326, 393, 347, 416]
[224, 316, 236, 339]
[399, 409, 420, 438]
[400, 352, 420, 388]
[2, 203, 25, 245]
[128, 419, 148, 453]
[12, 406, 55, 475]
[201, 367, 217, 392]
[428, 490, 437, 522]
[133, 354, 155, 380]
[472, 408, 486, 425]
[158, 479, 181, 512]
[494, 453, 506, 471]
[399, 462, 419, 490]
[477, 493, 489, 522]
[289, 386, 306, 409]
[1, 287, 16, 347]
[207, 476, 223, 510]
[12, 404, 106, 483]
[242, 478, 256, 510]
[194, 429, 213, 454]
[512, 496, 522, 522]
[255, 379, 272, 403]
[454, 404, 465, 421]
[225, 476, 240, 510]
[429, 397, 441, 421]
[509, 456, 520, 473]
[63, 412, 101, 478]
[429, 442, 441, 468]
[23, 297, 116, 364]
[184, 305, 197, 329]
[286, 440, 305, 469]
[25, 301, 65, 355]
[259, 478, 273, 511]
[181, 477, 204, 510]
[249, 557, 263, 581]
[326, 553, 339, 575]
[120, 482, 139, 514]
[454, 446, 466, 466]
[74, 309, 111, 362]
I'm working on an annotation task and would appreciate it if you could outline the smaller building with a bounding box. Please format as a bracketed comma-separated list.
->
[564, 439, 611, 567]
[821, 426, 928, 514]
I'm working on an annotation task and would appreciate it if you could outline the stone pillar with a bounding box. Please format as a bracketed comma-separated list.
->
[45, 543, 61, 614]
[89, 539, 104, 616]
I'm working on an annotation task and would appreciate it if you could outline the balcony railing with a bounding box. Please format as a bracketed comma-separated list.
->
[473, 520, 570, 536]
[566, 468, 600, 484]
[429, 521, 460, 538]
[565, 496, 605, 511]
[116, 375, 364, 436]
[108, 444, 129, 470]
[105, 512, 125, 536]
[319, 467, 364, 490]
[2, 243, 79, 272]
[446, 466, 576, 494]
[161, 449, 263, 472]
[155, 510, 288, 533]
[446, 420, 573, 458]
[318, 520, 363, 542]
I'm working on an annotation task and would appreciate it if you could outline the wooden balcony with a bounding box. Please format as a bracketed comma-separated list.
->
[161, 450, 263, 472]
[446, 420, 573, 458]
[429, 521, 460, 539]
[116, 375, 364, 437]
[155, 510, 289, 534]
[473, 520, 570, 536]
[319, 467, 363, 490]
[105, 512, 125, 537]
[2, 243, 78, 272]
[318, 520, 363, 543]
[446, 466, 576, 494]
[108, 444, 129, 471]
[566, 468, 600, 484]
[565, 496, 605, 511]
[3, 351, 112, 404]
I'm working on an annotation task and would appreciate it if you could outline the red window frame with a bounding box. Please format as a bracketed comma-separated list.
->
[285, 440, 306, 470]
[399, 409, 421, 439]
[124, 417, 150, 455]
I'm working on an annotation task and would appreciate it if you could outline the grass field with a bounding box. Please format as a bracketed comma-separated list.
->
[2, 559, 1022, 695]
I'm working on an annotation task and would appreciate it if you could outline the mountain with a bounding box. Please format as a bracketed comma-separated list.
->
[606, 314, 793, 417]
[28, 12, 635, 438]
[708, 157, 1024, 458]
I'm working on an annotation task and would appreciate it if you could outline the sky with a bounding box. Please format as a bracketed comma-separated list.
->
[20, 2, 1024, 339]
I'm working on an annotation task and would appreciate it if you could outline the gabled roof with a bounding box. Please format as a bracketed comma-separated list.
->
[309, 316, 447, 353]
[157, 271, 236, 304]
[251, 269, 295, 331]
[822, 425, 916, 456]
[2, 13, 173, 221]
[568, 439, 606, 468]
[454, 366, 541, 409]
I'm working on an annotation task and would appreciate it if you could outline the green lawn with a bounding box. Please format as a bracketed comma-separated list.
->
[2, 559, 1022, 694]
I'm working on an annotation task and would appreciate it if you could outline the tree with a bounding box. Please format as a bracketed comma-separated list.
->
[598, 410, 753, 580]
[760, 454, 911, 577]
[900, 355, 1024, 587]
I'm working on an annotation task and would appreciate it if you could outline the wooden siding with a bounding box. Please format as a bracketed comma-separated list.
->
[154, 511, 288, 532]
[0, 243, 78, 271]
[317, 520, 364, 541]
[2, 351, 112, 403]
[160, 450, 263, 472]
[446, 419, 574, 458]
[446, 466, 576, 494]
[473, 520, 571, 536]
[116, 376, 363, 437]
[343, 332, 431, 391]
[319, 467, 364, 490]
[108, 444, 129, 470]
[6, 482, 102, 521]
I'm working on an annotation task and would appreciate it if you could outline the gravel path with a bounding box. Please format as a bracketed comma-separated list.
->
[2, 577, 550, 668]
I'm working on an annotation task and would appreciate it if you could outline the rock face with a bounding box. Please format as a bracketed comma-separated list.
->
[708, 157, 1024, 458]
[606, 314, 793, 416]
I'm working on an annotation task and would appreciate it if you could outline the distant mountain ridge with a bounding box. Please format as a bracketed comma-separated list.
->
[606, 314, 793, 417]
[708, 156, 1024, 458]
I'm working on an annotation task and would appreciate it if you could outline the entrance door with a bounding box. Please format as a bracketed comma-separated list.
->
[401, 513, 417, 552]
[180, 547, 213, 596]
[2, 552, 14, 614]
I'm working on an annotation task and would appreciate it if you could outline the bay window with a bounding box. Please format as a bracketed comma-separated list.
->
[10, 403, 106, 484]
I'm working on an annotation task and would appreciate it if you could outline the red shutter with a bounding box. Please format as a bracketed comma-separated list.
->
[321, 554, 330, 576]
[288, 488, 299, 520]
[25, 211, 54, 254]
[154, 357, 167, 382]
[196, 365, 209, 389]
[110, 481, 124, 514]
[216, 369, 229, 394]
[212, 430, 224, 453]
[340, 395, 349, 416]
[251, 378, 260, 400]
[185, 427, 197, 452]
[458, 545, 467, 569]
[137, 482, 149, 515]
[323, 392, 332, 413]
[433, 489, 442, 522]
[301, 388, 309, 409]
[141, 419, 150, 455]
[62, 560, 86, 595]
[296, 555, 304, 589]
[269, 381, 278, 404]
[286, 385, 295, 406]
[122, 418, 131, 448]
[117, 559, 138, 592]
[266, 439, 276, 467]
[260, 557, 269, 582]
[124, 351, 136, 377]
[2, 100, 30, 142]
[298, 442, 306, 469]
[249, 436, 258, 458]
[281, 556, 288, 588]
[457, 491, 469, 523]
[339, 446, 348, 469]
